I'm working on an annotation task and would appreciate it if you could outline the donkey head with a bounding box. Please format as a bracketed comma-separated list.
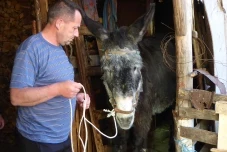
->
[82, 4, 155, 129]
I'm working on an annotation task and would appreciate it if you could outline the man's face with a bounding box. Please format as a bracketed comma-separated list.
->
[57, 10, 82, 46]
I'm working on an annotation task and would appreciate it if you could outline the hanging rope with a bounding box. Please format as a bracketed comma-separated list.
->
[69, 84, 118, 152]
[103, 0, 118, 31]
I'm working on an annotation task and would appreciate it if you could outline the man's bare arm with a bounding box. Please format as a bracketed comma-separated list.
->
[10, 81, 82, 106]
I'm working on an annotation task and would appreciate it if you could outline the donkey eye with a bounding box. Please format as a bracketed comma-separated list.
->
[133, 67, 138, 73]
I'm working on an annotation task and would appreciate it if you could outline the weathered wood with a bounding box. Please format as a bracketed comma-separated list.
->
[32, 20, 37, 34]
[172, 0, 187, 36]
[193, 120, 210, 145]
[211, 148, 227, 152]
[179, 107, 218, 121]
[179, 89, 227, 103]
[87, 67, 102, 76]
[173, 0, 194, 151]
[180, 126, 218, 145]
[34, 0, 41, 32]
[79, 26, 104, 57]
[215, 101, 227, 150]
[216, 101, 227, 115]
[39, 0, 48, 28]
[75, 36, 105, 152]
[74, 35, 95, 152]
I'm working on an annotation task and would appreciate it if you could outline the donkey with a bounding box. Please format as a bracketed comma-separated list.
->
[82, 4, 176, 152]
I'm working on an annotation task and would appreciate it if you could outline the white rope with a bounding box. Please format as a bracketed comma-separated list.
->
[69, 84, 118, 152]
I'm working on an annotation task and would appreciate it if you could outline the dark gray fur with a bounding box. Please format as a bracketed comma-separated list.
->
[82, 3, 176, 152]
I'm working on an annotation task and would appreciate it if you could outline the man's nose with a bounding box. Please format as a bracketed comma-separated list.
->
[74, 29, 79, 37]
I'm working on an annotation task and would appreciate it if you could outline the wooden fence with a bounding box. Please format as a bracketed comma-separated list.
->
[175, 89, 227, 152]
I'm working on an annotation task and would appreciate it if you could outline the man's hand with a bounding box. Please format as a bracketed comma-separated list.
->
[76, 93, 90, 109]
[58, 81, 82, 98]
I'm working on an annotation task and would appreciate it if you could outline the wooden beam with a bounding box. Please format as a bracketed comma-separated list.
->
[39, 0, 48, 28]
[34, 0, 41, 32]
[34, 0, 47, 32]
[179, 107, 218, 121]
[173, 0, 194, 151]
[216, 101, 227, 115]
[172, 0, 187, 36]
[178, 89, 227, 103]
[215, 101, 227, 150]
[211, 148, 227, 152]
[87, 67, 102, 76]
[180, 126, 217, 145]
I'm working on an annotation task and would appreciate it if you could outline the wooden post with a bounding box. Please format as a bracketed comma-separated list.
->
[172, 0, 194, 151]
[215, 101, 227, 150]
[34, 0, 48, 32]
[34, 0, 41, 32]
[39, 0, 48, 28]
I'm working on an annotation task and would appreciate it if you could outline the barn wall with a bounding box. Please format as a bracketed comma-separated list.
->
[0, 0, 34, 150]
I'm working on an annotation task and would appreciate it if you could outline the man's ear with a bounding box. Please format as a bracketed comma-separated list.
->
[55, 19, 64, 30]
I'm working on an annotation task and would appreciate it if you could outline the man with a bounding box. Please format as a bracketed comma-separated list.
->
[10, 0, 90, 151]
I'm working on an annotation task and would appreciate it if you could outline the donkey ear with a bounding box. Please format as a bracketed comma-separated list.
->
[82, 15, 109, 41]
[127, 3, 155, 44]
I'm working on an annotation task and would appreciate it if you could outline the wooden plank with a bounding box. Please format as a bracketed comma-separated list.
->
[87, 67, 102, 76]
[178, 89, 227, 103]
[39, 0, 48, 28]
[215, 101, 227, 150]
[211, 148, 227, 152]
[173, 0, 194, 151]
[216, 101, 227, 115]
[179, 107, 218, 121]
[180, 126, 217, 146]
[193, 120, 210, 145]
[34, 0, 41, 32]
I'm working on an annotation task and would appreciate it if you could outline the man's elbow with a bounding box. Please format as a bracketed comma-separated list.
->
[10, 95, 19, 106]
[10, 89, 20, 106]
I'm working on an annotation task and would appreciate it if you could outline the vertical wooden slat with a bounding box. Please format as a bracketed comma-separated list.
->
[74, 35, 105, 152]
[34, 0, 48, 32]
[215, 101, 227, 150]
[73, 0, 105, 151]
[34, 0, 42, 32]
[173, 0, 194, 151]
[39, 0, 48, 28]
